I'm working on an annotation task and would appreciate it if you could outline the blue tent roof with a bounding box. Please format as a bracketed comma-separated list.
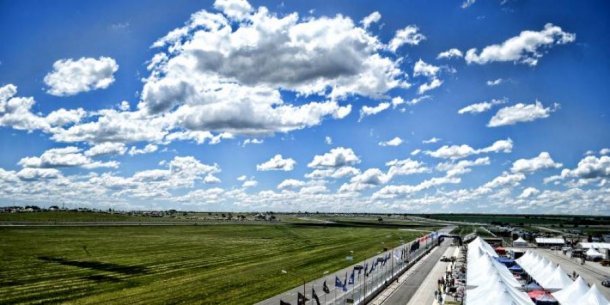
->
[525, 282, 542, 290]
[495, 257, 515, 263]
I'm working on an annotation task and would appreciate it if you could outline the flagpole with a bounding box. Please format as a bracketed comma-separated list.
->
[351, 268, 355, 304]
[334, 282, 336, 305]
[362, 269, 365, 302]
[358, 273, 364, 299]
[323, 271, 329, 305]
[391, 248, 394, 280]
[303, 277, 306, 305]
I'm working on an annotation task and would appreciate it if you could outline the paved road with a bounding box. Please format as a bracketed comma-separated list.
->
[533, 248, 610, 300]
[406, 246, 456, 305]
[370, 225, 456, 305]
[376, 241, 451, 305]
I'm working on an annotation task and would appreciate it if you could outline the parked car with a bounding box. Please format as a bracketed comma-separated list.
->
[440, 256, 451, 262]
[601, 260, 610, 267]
[602, 277, 610, 287]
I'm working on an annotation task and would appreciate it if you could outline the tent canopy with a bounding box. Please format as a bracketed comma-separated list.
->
[509, 265, 524, 272]
[586, 248, 603, 258]
[552, 276, 590, 305]
[540, 266, 573, 290]
[578, 285, 609, 305]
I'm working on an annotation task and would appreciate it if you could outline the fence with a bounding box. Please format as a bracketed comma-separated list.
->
[259, 232, 440, 305]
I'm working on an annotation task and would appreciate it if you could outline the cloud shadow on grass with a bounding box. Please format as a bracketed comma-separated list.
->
[38, 256, 148, 275]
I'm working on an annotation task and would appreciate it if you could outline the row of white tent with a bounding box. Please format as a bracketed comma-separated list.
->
[515, 251, 573, 290]
[516, 250, 610, 305]
[466, 237, 534, 305]
[553, 276, 609, 305]
[466, 238, 610, 305]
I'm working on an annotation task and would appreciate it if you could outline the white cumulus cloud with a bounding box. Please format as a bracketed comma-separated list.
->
[388, 25, 426, 52]
[361, 11, 381, 29]
[44, 57, 118, 96]
[128, 144, 159, 156]
[413, 59, 442, 94]
[465, 23, 575, 66]
[511, 152, 562, 173]
[486, 78, 504, 86]
[378, 137, 403, 147]
[18, 146, 119, 169]
[437, 48, 463, 59]
[425, 139, 513, 159]
[488, 101, 558, 127]
[458, 98, 507, 115]
[141, 2, 409, 138]
[256, 154, 296, 171]
[85, 142, 127, 157]
[359, 102, 390, 121]
[308, 147, 360, 168]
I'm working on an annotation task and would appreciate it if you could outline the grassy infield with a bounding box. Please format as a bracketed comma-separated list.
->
[0, 213, 427, 305]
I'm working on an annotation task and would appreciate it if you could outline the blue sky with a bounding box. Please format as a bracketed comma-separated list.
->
[0, 0, 609, 214]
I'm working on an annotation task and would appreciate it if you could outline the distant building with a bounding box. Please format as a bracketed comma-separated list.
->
[535, 237, 565, 248]
[579, 242, 610, 260]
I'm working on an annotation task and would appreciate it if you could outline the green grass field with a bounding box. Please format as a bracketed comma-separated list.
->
[0, 211, 148, 222]
[0, 224, 422, 305]
[450, 225, 475, 236]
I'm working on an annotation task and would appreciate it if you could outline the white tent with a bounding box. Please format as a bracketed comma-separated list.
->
[578, 285, 610, 305]
[529, 259, 553, 281]
[513, 237, 528, 247]
[586, 248, 604, 259]
[466, 276, 534, 305]
[552, 276, 590, 305]
[516, 251, 537, 269]
[467, 253, 521, 288]
[468, 237, 498, 258]
[467, 289, 534, 305]
[516, 251, 575, 291]
[537, 261, 556, 280]
[539, 266, 573, 290]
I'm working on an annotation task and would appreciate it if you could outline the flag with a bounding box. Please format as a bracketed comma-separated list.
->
[410, 241, 420, 252]
[312, 287, 321, 305]
[322, 280, 330, 294]
[335, 276, 343, 289]
[348, 269, 355, 285]
[280, 300, 291, 305]
[297, 292, 309, 305]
